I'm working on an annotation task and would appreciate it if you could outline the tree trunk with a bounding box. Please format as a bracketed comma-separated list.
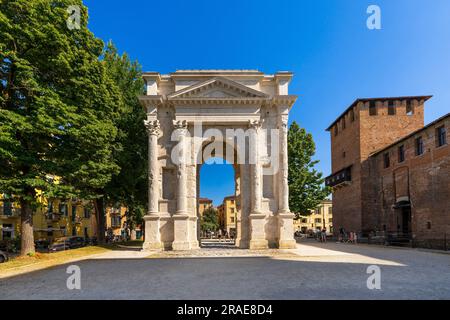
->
[19, 193, 35, 256]
[94, 198, 105, 244]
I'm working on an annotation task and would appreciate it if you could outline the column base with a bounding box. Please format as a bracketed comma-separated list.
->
[249, 239, 269, 250]
[142, 214, 162, 251]
[172, 214, 190, 251]
[172, 241, 192, 251]
[278, 239, 297, 249]
[277, 212, 296, 249]
[249, 212, 268, 250]
[142, 241, 163, 251]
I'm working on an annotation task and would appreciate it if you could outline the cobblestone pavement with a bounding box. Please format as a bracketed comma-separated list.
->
[1, 240, 450, 300]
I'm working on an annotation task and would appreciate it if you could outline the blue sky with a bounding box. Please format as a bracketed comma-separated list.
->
[85, 0, 450, 206]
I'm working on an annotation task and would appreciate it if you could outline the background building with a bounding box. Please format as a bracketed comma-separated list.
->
[326, 96, 449, 249]
[293, 200, 333, 234]
[0, 193, 128, 243]
[218, 195, 237, 236]
[198, 198, 213, 218]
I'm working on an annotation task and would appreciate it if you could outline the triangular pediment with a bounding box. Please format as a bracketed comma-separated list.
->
[167, 77, 268, 99]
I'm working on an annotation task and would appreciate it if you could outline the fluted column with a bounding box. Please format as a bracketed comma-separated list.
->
[248, 119, 268, 249]
[278, 116, 290, 214]
[146, 120, 161, 214]
[143, 119, 162, 250]
[277, 109, 296, 249]
[172, 120, 191, 250]
[174, 120, 188, 215]
[249, 120, 263, 214]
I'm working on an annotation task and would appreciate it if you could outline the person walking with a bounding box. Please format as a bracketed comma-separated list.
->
[321, 228, 327, 243]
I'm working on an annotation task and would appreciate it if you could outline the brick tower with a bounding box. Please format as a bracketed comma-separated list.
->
[325, 96, 432, 235]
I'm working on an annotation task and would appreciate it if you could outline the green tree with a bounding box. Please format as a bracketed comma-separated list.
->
[101, 42, 147, 234]
[201, 208, 220, 232]
[0, 0, 119, 254]
[288, 121, 330, 217]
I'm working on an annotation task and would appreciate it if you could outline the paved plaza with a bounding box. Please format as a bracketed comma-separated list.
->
[1, 240, 449, 300]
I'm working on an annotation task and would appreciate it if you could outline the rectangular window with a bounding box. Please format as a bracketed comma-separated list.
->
[388, 100, 395, 115]
[3, 201, 12, 216]
[59, 203, 68, 216]
[334, 125, 338, 136]
[342, 117, 346, 129]
[71, 205, 76, 222]
[84, 208, 90, 219]
[415, 136, 424, 156]
[72, 226, 76, 236]
[315, 218, 322, 223]
[230, 217, 235, 223]
[350, 109, 355, 122]
[369, 101, 377, 116]
[406, 100, 414, 115]
[383, 152, 390, 168]
[398, 145, 405, 163]
[437, 126, 447, 147]
[2, 224, 13, 239]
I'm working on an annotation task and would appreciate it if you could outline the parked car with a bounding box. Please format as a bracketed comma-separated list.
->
[49, 236, 86, 252]
[0, 250, 8, 263]
[35, 239, 50, 250]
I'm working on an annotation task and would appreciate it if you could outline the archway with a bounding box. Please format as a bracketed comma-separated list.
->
[197, 157, 237, 248]
[139, 70, 297, 251]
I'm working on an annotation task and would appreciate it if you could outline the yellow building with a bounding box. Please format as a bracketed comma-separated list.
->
[105, 206, 128, 237]
[0, 195, 20, 241]
[293, 200, 333, 234]
[198, 198, 213, 218]
[1, 193, 127, 243]
[218, 195, 237, 236]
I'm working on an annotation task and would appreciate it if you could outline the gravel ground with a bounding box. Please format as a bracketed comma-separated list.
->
[1, 240, 449, 300]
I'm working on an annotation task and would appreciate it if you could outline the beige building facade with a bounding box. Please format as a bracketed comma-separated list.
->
[139, 70, 297, 250]
[218, 196, 237, 235]
[293, 200, 333, 234]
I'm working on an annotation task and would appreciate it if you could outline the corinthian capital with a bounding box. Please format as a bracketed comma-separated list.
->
[172, 120, 188, 135]
[144, 119, 161, 136]
[248, 119, 262, 131]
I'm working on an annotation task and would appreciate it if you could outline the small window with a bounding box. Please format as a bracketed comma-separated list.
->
[334, 125, 338, 136]
[406, 100, 414, 115]
[342, 151, 346, 158]
[342, 117, 346, 129]
[427, 221, 431, 230]
[415, 136, 424, 156]
[350, 109, 355, 122]
[84, 208, 90, 219]
[436, 126, 447, 147]
[398, 145, 405, 163]
[383, 152, 390, 168]
[388, 100, 395, 115]
[369, 101, 377, 116]
[315, 218, 322, 223]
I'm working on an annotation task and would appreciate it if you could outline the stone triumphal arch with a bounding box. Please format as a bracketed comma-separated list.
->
[139, 70, 297, 250]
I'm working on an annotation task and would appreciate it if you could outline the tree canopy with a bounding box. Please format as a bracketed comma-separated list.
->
[288, 121, 330, 217]
[0, 0, 146, 254]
